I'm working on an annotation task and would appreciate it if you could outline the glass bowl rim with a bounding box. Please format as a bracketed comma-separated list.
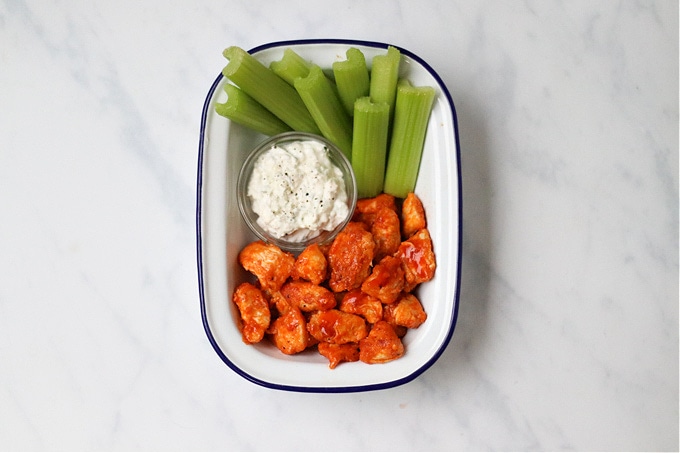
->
[236, 131, 358, 254]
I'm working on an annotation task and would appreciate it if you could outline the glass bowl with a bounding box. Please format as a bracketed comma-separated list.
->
[236, 131, 357, 253]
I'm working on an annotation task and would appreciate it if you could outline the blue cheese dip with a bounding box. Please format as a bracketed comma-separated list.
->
[247, 139, 350, 241]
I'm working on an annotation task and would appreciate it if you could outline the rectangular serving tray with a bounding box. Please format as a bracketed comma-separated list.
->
[197, 39, 462, 392]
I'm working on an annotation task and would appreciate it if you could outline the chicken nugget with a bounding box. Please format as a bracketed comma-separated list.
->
[238, 241, 295, 292]
[317, 342, 360, 369]
[270, 305, 309, 355]
[339, 288, 383, 324]
[371, 206, 401, 262]
[352, 193, 397, 228]
[359, 321, 404, 364]
[401, 192, 427, 238]
[232, 282, 271, 344]
[291, 243, 328, 285]
[383, 292, 427, 329]
[327, 222, 375, 292]
[361, 255, 405, 304]
[396, 228, 436, 292]
[307, 309, 368, 344]
[280, 280, 336, 312]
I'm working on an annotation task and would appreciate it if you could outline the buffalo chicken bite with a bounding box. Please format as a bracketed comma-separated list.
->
[338, 288, 383, 324]
[401, 192, 427, 238]
[238, 241, 295, 292]
[307, 309, 368, 344]
[291, 243, 328, 285]
[352, 193, 397, 228]
[371, 206, 402, 262]
[327, 222, 375, 292]
[280, 280, 336, 312]
[232, 282, 271, 344]
[269, 305, 309, 355]
[361, 255, 405, 304]
[359, 321, 404, 364]
[318, 342, 360, 369]
[383, 292, 428, 329]
[397, 228, 436, 292]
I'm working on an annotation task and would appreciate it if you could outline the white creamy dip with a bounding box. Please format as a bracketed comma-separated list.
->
[247, 139, 350, 241]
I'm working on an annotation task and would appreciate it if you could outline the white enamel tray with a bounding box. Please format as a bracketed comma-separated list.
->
[197, 39, 462, 392]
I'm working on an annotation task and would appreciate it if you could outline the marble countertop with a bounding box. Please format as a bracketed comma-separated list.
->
[1, 0, 677, 450]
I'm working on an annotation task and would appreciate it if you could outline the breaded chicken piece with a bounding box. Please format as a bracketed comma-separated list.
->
[371, 206, 401, 262]
[361, 255, 405, 304]
[401, 192, 427, 239]
[307, 309, 368, 344]
[359, 321, 404, 364]
[396, 228, 436, 292]
[232, 282, 271, 344]
[291, 243, 328, 285]
[317, 342, 360, 369]
[352, 193, 397, 229]
[280, 280, 336, 312]
[338, 288, 383, 324]
[238, 241, 295, 292]
[327, 222, 375, 292]
[269, 305, 309, 355]
[383, 292, 427, 329]
[268, 290, 290, 316]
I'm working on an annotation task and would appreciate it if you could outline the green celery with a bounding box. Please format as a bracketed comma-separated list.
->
[383, 80, 436, 198]
[269, 48, 312, 86]
[271, 48, 338, 90]
[222, 46, 320, 134]
[215, 84, 292, 136]
[369, 46, 401, 121]
[294, 64, 353, 159]
[351, 97, 390, 198]
[332, 47, 370, 116]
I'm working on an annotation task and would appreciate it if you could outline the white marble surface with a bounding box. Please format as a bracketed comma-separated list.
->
[0, 0, 677, 450]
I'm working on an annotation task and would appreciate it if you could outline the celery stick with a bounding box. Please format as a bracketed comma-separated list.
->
[222, 46, 320, 134]
[352, 97, 390, 198]
[269, 48, 312, 85]
[333, 47, 370, 116]
[383, 80, 436, 198]
[271, 48, 338, 90]
[215, 84, 292, 136]
[369, 46, 401, 120]
[294, 64, 353, 159]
